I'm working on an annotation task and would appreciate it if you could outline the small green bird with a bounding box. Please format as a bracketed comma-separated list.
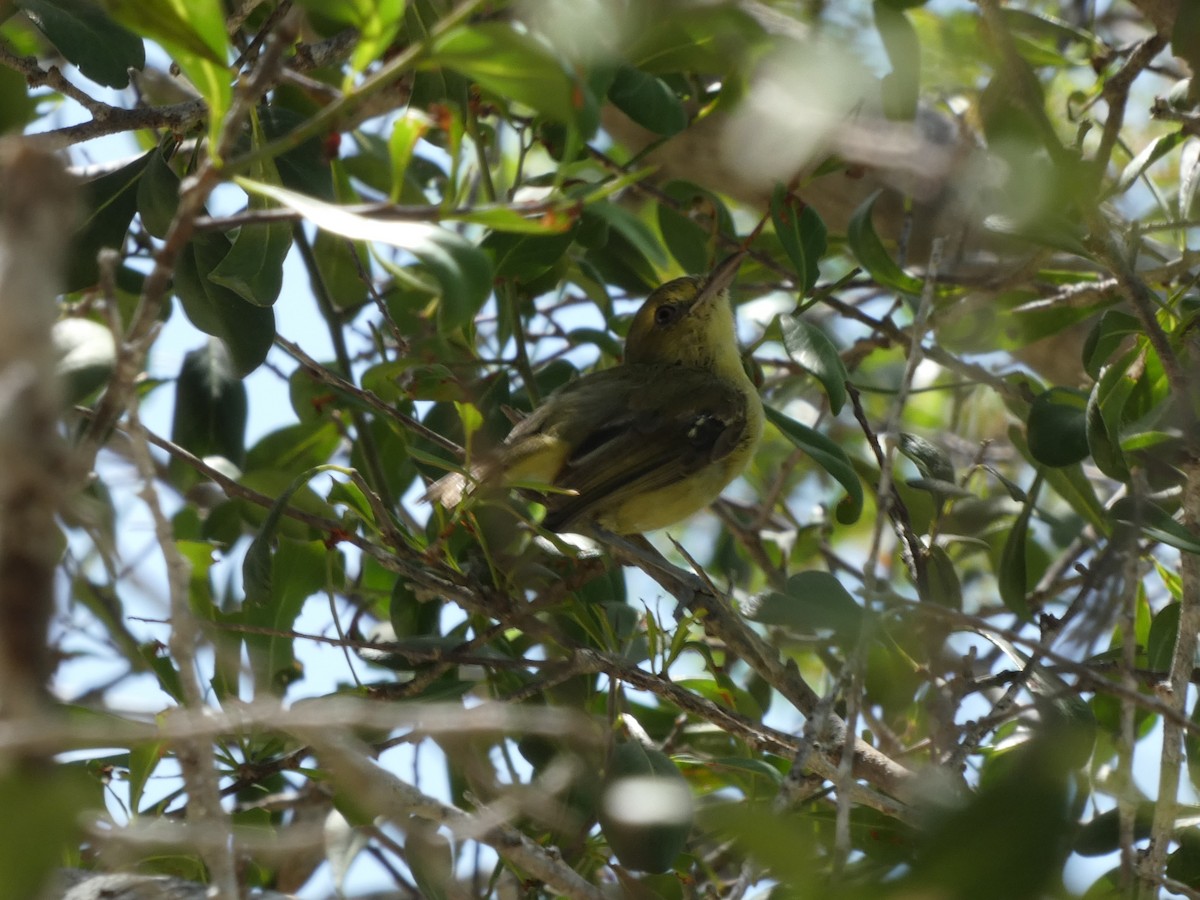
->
[425, 253, 763, 534]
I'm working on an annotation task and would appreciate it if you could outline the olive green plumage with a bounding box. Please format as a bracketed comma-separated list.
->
[425, 253, 763, 533]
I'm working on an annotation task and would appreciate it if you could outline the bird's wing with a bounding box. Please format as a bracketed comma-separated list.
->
[536, 365, 750, 530]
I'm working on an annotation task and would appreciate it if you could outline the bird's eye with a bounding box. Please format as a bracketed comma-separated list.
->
[654, 304, 679, 326]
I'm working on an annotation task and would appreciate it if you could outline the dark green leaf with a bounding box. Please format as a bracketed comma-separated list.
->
[1086, 354, 1136, 481]
[925, 545, 963, 609]
[0, 66, 39, 134]
[607, 65, 687, 136]
[136, 147, 180, 239]
[770, 186, 826, 293]
[0, 765, 98, 900]
[779, 314, 847, 414]
[847, 190, 924, 294]
[1027, 387, 1090, 468]
[998, 472, 1041, 619]
[208, 217, 292, 307]
[170, 340, 247, 466]
[175, 232, 276, 376]
[747, 570, 863, 638]
[765, 406, 863, 524]
[68, 150, 151, 292]
[1082, 310, 1141, 380]
[17, 0, 144, 88]
[1147, 602, 1181, 672]
[897, 433, 955, 483]
[1112, 497, 1200, 555]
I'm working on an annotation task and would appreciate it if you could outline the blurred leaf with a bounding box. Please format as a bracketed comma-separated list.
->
[1147, 602, 1181, 672]
[1086, 353, 1136, 481]
[0, 765, 97, 900]
[136, 146, 180, 239]
[1082, 310, 1141, 380]
[175, 231, 276, 376]
[102, 0, 230, 147]
[53, 318, 116, 405]
[1112, 497, 1200, 555]
[765, 406, 863, 524]
[998, 472, 1041, 619]
[68, 150, 151, 292]
[847, 190, 924, 294]
[874, 1, 920, 119]
[897, 433, 955, 483]
[238, 177, 492, 329]
[608, 65, 687, 136]
[771, 186, 826, 293]
[170, 339, 247, 466]
[779, 314, 846, 414]
[1027, 388, 1089, 468]
[431, 23, 595, 133]
[747, 570, 863, 638]
[1118, 132, 1185, 194]
[925, 544, 963, 610]
[17, 0, 145, 88]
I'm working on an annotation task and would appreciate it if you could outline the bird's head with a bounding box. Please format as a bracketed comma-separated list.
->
[624, 253, 746, 371]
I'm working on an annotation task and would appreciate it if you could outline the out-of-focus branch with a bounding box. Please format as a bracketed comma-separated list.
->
[303, 728, 608, 900]
[0, 142, 77, 717]
[1143, 460, 1200, 894]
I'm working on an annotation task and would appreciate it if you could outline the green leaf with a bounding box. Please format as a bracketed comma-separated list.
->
[1112, 497, 1200, 555]
[1086, 353, 1136, 481]
[102, 0, 226, 61]
[53, 318, 115, 405]
[0, 65, 38, 134]
[349, 0, 407, 77]
[238, 177, 492, 330]
[607, 65, 687, 137]
[925, 544, 963, 610]
[68, 150, 152, 292]
[778, 314, 847, 415]
[770, 186, 826, 293]
[175, 232, 276, 376]
[998, 472, 1041, 619]
[483, 226, 577, 281]
[136, 147, 181, 239]
[101, 0, 230, 147]
[388, 111, 430, 203]
[874, 1, 920, 120]
[245, 422, 341, 476]
[1027, 388, 1090, 468]
[1147, 602, 1181, 672]
[1009, 424, 1107, 534]
[765, 406, 863, 524]
[656, 180, 735, 275]
[171, 340, 248, 467]
[847, 190, 924, 295]
[431, 24, 594, 132]
[1082, 310, 1141, 380]
[897, 432, 955, 483]
[1117, 132, 1186, 194]
[747, 571, 862, 638]
[0, 765, 97, 900]
[16, 0, 145, 89]
[244, 537, 331, 693]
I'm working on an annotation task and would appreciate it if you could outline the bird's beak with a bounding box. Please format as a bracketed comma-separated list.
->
[692, 251, 746, 312]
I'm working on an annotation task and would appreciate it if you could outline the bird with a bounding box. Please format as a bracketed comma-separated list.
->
[424, 252, 763, 534]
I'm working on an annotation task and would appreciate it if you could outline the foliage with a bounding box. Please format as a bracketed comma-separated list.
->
[3, 0, 1200, 897]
